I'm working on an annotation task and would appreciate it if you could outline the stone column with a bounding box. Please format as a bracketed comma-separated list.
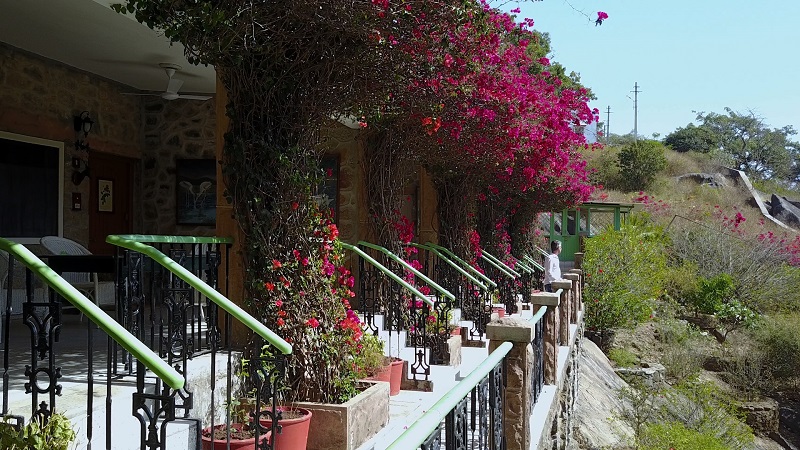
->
[551, 280, 573, 345]
[529, 292, 560, 385]
[563, 273, 581, 323]
[487, 317, 535, 450]
[567, 269, 583, 314]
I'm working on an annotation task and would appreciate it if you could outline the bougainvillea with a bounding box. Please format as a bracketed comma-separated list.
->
[116, 0, 599, 404]
[364, 0, 596, 261]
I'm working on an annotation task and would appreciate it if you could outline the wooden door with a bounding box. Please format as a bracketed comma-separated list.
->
[89, 153, 134, 255]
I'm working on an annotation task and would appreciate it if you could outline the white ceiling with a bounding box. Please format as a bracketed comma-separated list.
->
[0, 0, 216, 94]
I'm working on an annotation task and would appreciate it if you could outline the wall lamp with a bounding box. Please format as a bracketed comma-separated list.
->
[73, 111, 94, 151]
[72, 111, 94, 185]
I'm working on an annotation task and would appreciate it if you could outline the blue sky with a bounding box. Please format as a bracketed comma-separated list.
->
[498, 0, 800, 139]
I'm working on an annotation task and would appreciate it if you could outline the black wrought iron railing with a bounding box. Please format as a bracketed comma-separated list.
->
[385, 341, 510, 450]
[0, 237, 185, 450]
[529, 306, 546, 404]
[410, 243, 492, 343]
[107, 235, 292, 450]
[341, 242, 436, 381]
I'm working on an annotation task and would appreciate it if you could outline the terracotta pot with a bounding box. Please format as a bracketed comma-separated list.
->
[368, 362, 392, 384]
[492, 307, 505, 318]
[388, 358, 404, 396]
[201, 423, 269, 450]
[259, 407, 312, 450]
[450, 327, 461, 336]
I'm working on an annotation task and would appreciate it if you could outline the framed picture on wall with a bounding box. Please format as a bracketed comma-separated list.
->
[97, 179, 114, 212]
[176, 159, 217, 226]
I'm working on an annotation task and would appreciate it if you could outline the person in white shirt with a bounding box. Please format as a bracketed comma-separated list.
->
[543, 240, 562, 292]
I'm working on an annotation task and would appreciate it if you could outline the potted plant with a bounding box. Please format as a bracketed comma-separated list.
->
[356, 333, 403, 396]
[0, 412, 76, 450]
[201, 398, 269, 450]
[258, 406, 313, 450]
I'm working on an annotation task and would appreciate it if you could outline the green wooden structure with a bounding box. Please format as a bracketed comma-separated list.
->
[548, 201, 634, 261]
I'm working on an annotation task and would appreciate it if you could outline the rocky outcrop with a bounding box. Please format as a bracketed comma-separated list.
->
[675, 172, 728, 187]
[573, 339, 634, 449]
[769, 195, 800, 229]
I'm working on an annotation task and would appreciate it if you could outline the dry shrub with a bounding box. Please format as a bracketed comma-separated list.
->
[663, 149, 703, 177]
[668, 225, 800, 312]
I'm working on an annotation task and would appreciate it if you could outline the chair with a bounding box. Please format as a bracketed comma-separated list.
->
[39, 236, 116, 319]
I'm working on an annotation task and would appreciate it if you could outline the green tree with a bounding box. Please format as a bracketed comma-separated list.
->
[696, 108, 798, 181]
[663, 123, 719, 153]
[617, 140, 667, 191]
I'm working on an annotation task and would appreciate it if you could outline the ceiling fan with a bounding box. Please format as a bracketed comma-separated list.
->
[122, 63, 212, 101]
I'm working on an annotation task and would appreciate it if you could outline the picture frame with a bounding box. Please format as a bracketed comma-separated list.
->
[97, 178, 113, 213]
[176, 159, 217, 226]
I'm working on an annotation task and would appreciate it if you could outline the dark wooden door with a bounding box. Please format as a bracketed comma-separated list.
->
[89, 153, 134, 255]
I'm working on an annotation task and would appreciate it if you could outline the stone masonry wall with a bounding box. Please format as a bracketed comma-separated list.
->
[141, 97, 216, 235]
[321, 124, 362, 244]
[0, 43, 144, 246]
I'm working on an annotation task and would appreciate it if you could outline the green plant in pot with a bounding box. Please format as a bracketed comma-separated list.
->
[0, 412, 76, 450]
[355, 333, 404, 396]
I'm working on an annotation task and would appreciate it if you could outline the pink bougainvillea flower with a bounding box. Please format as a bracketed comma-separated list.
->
[306, 317, 320, 328]
[272, 259, 282, 269]
[265, 282, 275, 291]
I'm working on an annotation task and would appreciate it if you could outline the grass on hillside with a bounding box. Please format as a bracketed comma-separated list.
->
[582, 147, 798, 240]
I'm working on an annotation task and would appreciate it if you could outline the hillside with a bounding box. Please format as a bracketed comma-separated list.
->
[575, 147, 800, 449]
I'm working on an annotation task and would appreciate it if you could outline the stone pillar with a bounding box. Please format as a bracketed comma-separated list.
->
[567, 269, 583, 314]
[573, 252, 584, 270]
[529, 292, 560, 385]
[563, 273, 580, 323]
[487, 317, 535, 450]
[551, 280, 572, 345]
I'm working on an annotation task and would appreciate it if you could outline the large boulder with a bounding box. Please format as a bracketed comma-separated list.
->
[770, 195, 800, 228]
[574, 339, 634, 449]
[675, 172, 728, 187]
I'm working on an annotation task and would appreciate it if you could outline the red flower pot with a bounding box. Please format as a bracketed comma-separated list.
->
[369, 363, 392, 383]
[259, 407, 312, 450]
[201, 423, 269, 450]
[388, 358, 404, 396]
[493, 307, 506, 318]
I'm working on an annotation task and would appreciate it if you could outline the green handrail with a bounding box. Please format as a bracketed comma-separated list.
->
[106, 235, 292, 355]
[530, 305, 547, 324]
[481, 250, 521, 278]
[340, 243, 434, 307]
[479, 253, 515, 279]
[536, 246, 549, 259]
[357, 241, 455, 302]
[385, 341, 513, 450]
[102, 234, 234, 244]
[524, 255, 544, 272]
[407, 243, 488, 291]
[514, 259, 534, 274]
[0, 238, 185, 389]
[426, 243, 497, 288]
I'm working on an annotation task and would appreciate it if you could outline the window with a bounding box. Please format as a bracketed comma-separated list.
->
[0, 132, 64, 243]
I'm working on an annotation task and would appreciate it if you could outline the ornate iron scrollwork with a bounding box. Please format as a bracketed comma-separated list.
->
[421, 422, 443, 450]
[490, 361, 505, 450]
[132, 391, 176, 450]
[445, 396, 468, 450]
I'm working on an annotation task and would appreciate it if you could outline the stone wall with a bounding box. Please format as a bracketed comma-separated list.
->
[141, 97, 216, 235]
[0, 43, 143, 246]
[321, 124, 363, 244]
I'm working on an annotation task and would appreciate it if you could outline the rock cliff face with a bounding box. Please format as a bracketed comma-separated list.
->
[573, 338, 790, 450]
[573, 339, 634, 449]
